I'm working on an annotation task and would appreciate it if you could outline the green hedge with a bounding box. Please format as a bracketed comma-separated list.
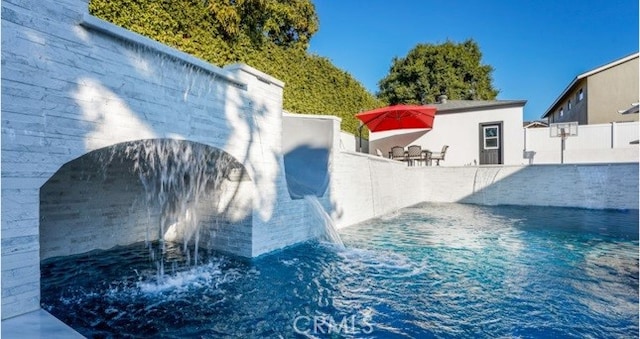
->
[89, 0, 382, 135]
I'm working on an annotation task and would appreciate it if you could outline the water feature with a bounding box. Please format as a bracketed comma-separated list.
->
[41, 203, 639, 337]
[304, 195, 345, 248]
[471, 166, 503, 205]
[39, 139, 250, 271]
[577, 165, 609, 209]
[124, 140, 231, 265]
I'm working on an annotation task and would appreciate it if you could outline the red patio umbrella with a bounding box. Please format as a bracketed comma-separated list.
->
[354, 104, 437, 152]
[355, 104, 437, 132]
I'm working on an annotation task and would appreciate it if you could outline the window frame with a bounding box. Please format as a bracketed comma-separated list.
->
[483, 126, 499, 150]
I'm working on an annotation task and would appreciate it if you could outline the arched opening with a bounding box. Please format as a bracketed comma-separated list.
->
[39, 139, 254, 262]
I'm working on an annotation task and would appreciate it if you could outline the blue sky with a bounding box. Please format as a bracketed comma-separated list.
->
[308, 0, 639, 122]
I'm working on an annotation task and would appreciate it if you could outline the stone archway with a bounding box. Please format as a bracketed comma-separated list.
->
[39, 139, 254, 261]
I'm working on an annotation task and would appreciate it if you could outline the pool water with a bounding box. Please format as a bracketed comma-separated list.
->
[41, 203, 639, 338]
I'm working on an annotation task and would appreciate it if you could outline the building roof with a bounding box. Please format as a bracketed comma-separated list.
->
[523, 120, 549, 128]
[541, 52, 640, 119]
[432, 99, 527, 114]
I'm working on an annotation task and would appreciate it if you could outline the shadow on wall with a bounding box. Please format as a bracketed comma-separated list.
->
[284, 145, 330, 199]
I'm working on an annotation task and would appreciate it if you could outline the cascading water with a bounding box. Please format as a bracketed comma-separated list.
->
[304, 195, 345, 249]
[99, 140, 240, 280]
[577, 165, 608, 209]
[471, 166, 502, 205]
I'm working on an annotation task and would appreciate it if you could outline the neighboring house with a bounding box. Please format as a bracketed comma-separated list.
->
[368, 97, 526, 166]
[541, 53, 639, 125]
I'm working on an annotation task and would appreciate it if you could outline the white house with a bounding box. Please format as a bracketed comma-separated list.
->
[368, 97, 526, 166]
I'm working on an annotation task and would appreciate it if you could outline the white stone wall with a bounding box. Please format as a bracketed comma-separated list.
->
[525, 121, 639, 164]
[331, 152, 639, 229]
[2, 0, 306, 319]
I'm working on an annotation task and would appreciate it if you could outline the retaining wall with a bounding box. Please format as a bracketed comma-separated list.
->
[330, 152, 639, 228]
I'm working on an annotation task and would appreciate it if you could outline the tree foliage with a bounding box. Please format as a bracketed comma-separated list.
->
[89, 0, 381, 135]
[377, 40, 499, 105]
[205, 0, 319, 49]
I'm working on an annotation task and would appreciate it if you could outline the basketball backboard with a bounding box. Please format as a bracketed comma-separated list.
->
[549, 121, 578, 138]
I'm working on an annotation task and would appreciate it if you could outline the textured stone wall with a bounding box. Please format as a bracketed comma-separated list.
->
[331, 152, 639, 229]
[1, 0, 306, 319]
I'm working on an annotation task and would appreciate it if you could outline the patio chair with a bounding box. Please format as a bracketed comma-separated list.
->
[428, 145, 449, 166]
[407, 145, 425, 166]
[390, 146, 407, 162]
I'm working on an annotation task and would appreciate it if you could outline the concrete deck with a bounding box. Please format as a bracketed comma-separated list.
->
[2, 309, 84, 338]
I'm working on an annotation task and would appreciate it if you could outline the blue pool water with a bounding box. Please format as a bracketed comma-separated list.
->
[41, 203, 639, 338]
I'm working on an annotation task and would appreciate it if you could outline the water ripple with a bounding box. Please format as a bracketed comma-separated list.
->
[41, 203, 639, 338]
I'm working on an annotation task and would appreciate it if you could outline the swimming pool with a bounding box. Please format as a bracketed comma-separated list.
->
[41, 203, 639, 337]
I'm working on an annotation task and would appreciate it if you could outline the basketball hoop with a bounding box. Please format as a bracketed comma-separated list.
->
[549, 122, 578, 164]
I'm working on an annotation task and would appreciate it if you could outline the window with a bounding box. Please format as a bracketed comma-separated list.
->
[560, 107, 564, 117]
[483, 126, 499, 149]
[577, 88, 584, 101]
[568, 100, 572, 110]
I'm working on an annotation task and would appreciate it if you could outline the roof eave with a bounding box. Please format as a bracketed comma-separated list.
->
[437, 100, 527, 114]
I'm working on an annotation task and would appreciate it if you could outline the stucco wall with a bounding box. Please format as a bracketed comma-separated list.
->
[588, 57, 639, 124]
[547, 79, 588, 125]
[369, 105, 525, 166]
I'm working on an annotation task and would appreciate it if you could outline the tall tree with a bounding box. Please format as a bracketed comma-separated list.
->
[377, 39, 499, 104]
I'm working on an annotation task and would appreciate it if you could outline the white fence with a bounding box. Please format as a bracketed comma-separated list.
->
[524, 121, 638, 164]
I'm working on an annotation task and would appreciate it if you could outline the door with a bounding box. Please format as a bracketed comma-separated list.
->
[479, 122, 503, 165]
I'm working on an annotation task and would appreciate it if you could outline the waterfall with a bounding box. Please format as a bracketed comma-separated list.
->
[577, 165, 608, 209]
[96, 140, 239, 280]
[471, 166, 502, 205]
[304, 195, 345, 249]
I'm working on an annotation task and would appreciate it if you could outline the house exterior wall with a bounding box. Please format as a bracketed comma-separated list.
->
[545, 55, 639, 125]
[587, 57, 639, 124]
[548, 79, 588, 125]
[368, 105, 525, 166]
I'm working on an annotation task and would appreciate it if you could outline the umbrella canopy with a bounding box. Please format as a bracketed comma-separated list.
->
[355, 105, 437, 132]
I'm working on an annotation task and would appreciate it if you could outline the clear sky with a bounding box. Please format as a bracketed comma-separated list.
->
[308, 0, 639, 122]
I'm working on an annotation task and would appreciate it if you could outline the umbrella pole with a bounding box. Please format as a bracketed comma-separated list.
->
[358, 124, 363, 153]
